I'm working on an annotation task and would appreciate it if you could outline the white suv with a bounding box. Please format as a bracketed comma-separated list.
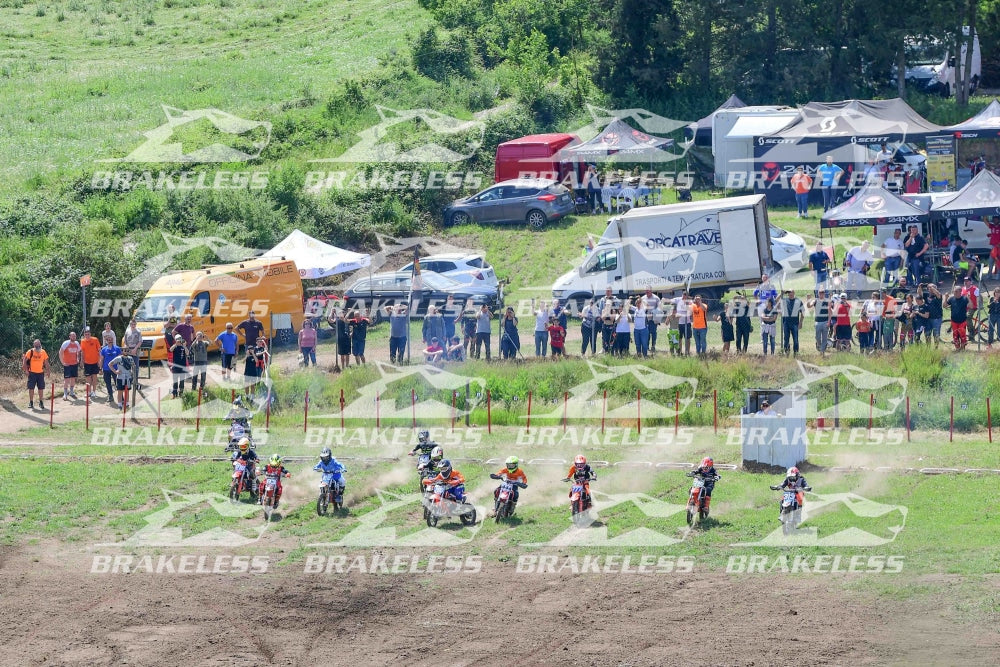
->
[399, 253, 499, 288]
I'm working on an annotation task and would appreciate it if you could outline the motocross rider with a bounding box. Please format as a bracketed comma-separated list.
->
[230, 438, 259, 489]
[562, 455, 596, 509]
[225, 397, 252, 450]
[422, 459, 466, 502]
[258, 454, 291, 509]
[313, 447, 346, 495]
[687, 457, 720, 515]
[769, 467, 812, 517]
[489, 455, 528, 515]
[408, 429, 439, 474]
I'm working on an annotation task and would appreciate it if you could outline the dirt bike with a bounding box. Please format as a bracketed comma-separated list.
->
[685, 473, 719, 529]
[424, 481, 476, 528]
[259, 469, 287, 521]
[414, 453, 434, 492]
[493, 476, 525, 523]
[228, 459, 257, 503]
[316, 469, 346, 516]
[224, 417, 254, 452]
[770, 484, 812, 535]
[564, 477, 593, 528]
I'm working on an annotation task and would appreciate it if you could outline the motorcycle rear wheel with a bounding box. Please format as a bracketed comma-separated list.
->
[229, 480, 240, 503]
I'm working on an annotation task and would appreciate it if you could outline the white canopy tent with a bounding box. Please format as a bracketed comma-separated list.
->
[260, 229, 370, 279]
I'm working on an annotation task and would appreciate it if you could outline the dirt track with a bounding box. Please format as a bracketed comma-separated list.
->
[2, 544, 996, 666]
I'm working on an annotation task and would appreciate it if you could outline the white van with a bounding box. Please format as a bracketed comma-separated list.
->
[899, 27, 980, 97]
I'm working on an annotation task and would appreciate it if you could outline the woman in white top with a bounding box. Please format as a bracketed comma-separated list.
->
[531, 298, 550, 357]
[614, 307, 632, 357]
[672, 293, 693, 356]
[633, 296, 649, 357]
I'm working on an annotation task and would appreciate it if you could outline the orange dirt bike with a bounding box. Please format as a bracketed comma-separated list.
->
[259, 469, 289, 521]
[228, 459, 257, 503]
[493, 475, 526, 523]
[423, 481, 476, 528]
[685, 472, 720, 528]
[563, 476, 594, 527]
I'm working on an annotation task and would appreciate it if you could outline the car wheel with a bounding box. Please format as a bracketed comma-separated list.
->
[450, 211, 471, 226]
[526, 209, 547, 229]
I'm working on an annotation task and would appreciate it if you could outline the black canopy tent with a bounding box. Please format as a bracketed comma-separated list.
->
[819, 182, 928, 265]
[686, 94, 746, 146]
[929, 168, 1000, 219]
[559, 118, 679, 162]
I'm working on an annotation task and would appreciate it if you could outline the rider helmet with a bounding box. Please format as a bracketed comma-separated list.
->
[700, 457, 714, 469]
[430, 445, 444, 462]
[320, 447, 332, 463]
[574, 454, 586, 470]
[418, 429, 430, 444]
[438, 459, 452, 478]
[505, 455, 519, 472]
[233, 396, 243, 408]
[786, 467, 799, 479]
[238, 438, 250, 454]
[270, 454, 282, 467]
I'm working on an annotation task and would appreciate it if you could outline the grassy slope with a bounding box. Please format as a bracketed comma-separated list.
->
[0, 0, 430, 194]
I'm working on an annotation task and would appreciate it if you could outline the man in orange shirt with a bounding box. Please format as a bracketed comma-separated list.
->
[79, 327, 101, 400]
[791, 166, 813, 218]
[691, 295, 709, 355]
[22, 339, 50, 410]
[59, 331, 82, 400]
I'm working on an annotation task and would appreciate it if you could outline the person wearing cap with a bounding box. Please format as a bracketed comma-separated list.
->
[960, 276, 981, 312]
[215, 323, 239, 380]
[169, 334, 189, 398]
[790, 166, 812, 218]
[755, 399, 777, 417]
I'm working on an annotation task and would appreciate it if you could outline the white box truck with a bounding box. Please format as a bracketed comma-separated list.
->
[552, 194, 773, 307]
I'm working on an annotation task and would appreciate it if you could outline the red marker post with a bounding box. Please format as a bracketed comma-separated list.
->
[988, 397, 993, 444]
[376, 393, 381, 430]
[713, 389, 718, 434]
[487, 389, 492, 434]
[157, 388, 161, 431]
[49, 381, 55, 429]
[636, 389, 641, 435]
[304, 390, 309, 434]
[196, 388, 202, 432]
[601, 389, 607, 434]
[411, 389, 416, 429]
[950, 396, 954, 442]
[340, 388, 346, 431]
[451, 391, 456, 432]
[905, 396, 911, 442]
[563, 391, 568, 433]
[868, 393, 874, 437]
[674, 390, 680, 436]
[265, 388, 271, 431]
[526, 391, 532, 433]
[85, 384, 90, 431]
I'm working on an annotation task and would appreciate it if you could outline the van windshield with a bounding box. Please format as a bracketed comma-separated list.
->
[135, 295, 188, 320]
[906, 40, 945, 66]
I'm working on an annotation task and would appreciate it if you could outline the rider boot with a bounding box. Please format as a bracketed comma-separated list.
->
[703, 494, 711, 517]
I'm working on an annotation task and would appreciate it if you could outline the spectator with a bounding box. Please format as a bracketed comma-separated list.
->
[643, 288, 661, 352]
[349, 309, 371, 366]
[459, 308, 477, 358]
[580, 299, 598, 356]
[532, 298, 550, 357]
[585, 163, 601, 213]
[808, 243, 830, 297]
[863, 291, 884, 348]
[988, 216, 1000, 280]
[169, 334, 189, 399]
[961, 277, 980, 312]
[100, 334, 123, 406]
[248, 337, 270, 391]
[500, 307, 520, 359]
[173, 314, 195, 345]
[919, 283, 943, 346]
[601, 310, 616, 354]
[946, 287, 970, 349]
[215, 323, 239, 381]
[448, 336, 465, 361]
[633, 296, 649, 357]
[880, 291, 898, 350]
[890, 276, 912, 301]
[989, 288, 1000, 347]
[691, 294, 708, 355]
[790, 166, 812, 218]
[672, 291, 693, 356]
[596, 286, 619, 314]
[553, 298, 568, 332]
[298, 319, 318, 367]
[755, 399, 777, 417]
[422, 306, 446, 351]
[102, 321, 117, 347]
[236, 312, 264, 355]
[881, 228, 905, 285]
[754, 274, 778, 321]
[716, 303, 735, 354]
[163, 317, 177, 365]
[22, 338, 50, 410]
[912, 295, 930, 344]
[442, 295, 459, 342]
[190, 331, 209, 391]
[845, 241, 875, 298]
[904, 225, 928, 284]
[59, 331, 81, 400]
[808, 289, 831, 355]
[547, 315, 566, 358]
[780, 289, 804, 356]
[122, 319, 143, 389]
[331, 309, 351, 370]
[80, 328, 101, 400]
[760, 297, 778, 355]
[107, 350, 135, 410]
[834, 293, 853, 349]
[475, 304, 492, 361]
[898, 294, 915, 348]
[614, 307, 632, 357]
[424, 337, 445, 366]
[733, 295, 752, 354]
[817, 155, 844, 211]
[855, 312, 874, 353]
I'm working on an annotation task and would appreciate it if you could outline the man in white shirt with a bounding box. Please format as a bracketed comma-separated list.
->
[755, 400, 777, 417]
[531, 298, 550, 357]
[845, 241, 876, 298]
[643, 288, 661, 352]
[671, 292, 692, 356]
[881, 228, 905, 286]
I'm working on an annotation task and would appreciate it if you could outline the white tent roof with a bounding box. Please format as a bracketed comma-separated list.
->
[726, 114, 797, 139]
[260, 229, 370, 279]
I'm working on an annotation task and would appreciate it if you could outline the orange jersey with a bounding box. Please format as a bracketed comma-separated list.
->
[23, 349, 48, 373]
[80, 337, 101, 365]
[791, 172, 813, 194]
[426, 469, 465, 487]
[691, 303, 707, 329]
[496, 467, 527, 485]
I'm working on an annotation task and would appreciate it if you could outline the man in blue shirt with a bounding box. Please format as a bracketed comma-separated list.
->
[100, 334, 123, 407]
[808, 243, 830, 297]
[817, 155, 844, 211]
[215, 323, 239, 381]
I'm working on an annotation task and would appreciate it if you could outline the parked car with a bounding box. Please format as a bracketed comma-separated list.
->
[443, 178, 575, 228]
[399, 253, 499, 288]
[770, 224, 809, 273]
[344, 271, 501, 319]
